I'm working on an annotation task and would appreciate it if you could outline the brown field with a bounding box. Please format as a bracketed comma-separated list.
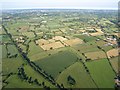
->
[52, 36, 68, 41]
[107, 48, 119, 58]
[18, 26, 29, 31]
[107, 40, 117, 45]
[89, 29, 104, 36]
[85, 51, 106, 60]
[113, 33, 120, 38]
[64, 38, 83, 46]
[48, 39, 55, 43]
[40, 41, 65, 50]
[36, 39, 49, 46]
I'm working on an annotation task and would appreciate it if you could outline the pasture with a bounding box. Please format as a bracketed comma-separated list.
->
[4, 75, 40, 88]
[110, 57, 118, 73]
[23, 64, 55, 88]
[35, 51, 78, 78]
[86, 59, 116, 88]
[56, 62, 97, 88]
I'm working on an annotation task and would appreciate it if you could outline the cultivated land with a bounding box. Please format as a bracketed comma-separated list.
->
[2, 9, 119, 89]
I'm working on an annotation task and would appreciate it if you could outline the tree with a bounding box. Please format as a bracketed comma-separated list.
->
[67, 75, 76, 85]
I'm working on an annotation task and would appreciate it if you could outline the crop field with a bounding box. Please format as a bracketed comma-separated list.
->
[22, 32, 35, 38]
[84, 51, 106, 60]
[101, 45, 114, 52]
[35, 51, 78, 78]
[110, 57, 118, 73]
[74, 34, 97, 42]
[107, 48, 119, 58]
[41, 41, 65, 51]
[63, 38, 83, 46]
[56, 62, 97, 88]
[86, 59, 116, 88]
[72, 43, 100, 53]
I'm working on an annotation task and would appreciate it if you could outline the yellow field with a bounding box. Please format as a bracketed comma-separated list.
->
[64, 38, 83, 46]
[40, 41, 65, 50]
[85, 51, 106, 60]
[36, 39, 49, 46]
[89, 28, 104, 36]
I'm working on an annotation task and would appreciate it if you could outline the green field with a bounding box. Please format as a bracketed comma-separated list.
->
[74, 34, 97, 42]
[72, 43, 100, 53]
[28, 42, 45, 61]
[56, 62, 97, 88]
[86, 59, 116, 88]
[2, 45, 7, 59]
[35, 51, 78, 78]
[7, 45, 19, 56]
[2, 57, 24, 75]
[110, 57, 118, 73]
[5, 75, 41, 88]
[23, 64, 55, 88]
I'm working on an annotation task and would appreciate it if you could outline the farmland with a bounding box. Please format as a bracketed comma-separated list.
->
[86, 59, 116, 88]
[1, 9, 118, 89]
[35, 51, 78, 78]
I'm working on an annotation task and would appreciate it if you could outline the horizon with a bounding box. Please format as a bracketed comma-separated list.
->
[1, 0, 119, 10]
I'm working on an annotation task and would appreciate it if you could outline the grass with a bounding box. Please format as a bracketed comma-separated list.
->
[23, 64, 55, 88]
[2, 57, 24, 75]
[4, 75, 41, 88]
[7, 45, 19, 56]
[86, 59, 116, 88]
[74, 34, 97, 42]
[2, 45, 7, 59]
[56, 62, 97, 88]
[35, 51, 78, 78]
[110, 57, 118, 73]
[28, 42, 44, 56]
[22, 32, 35, 38]
[73, 43, 100, 53]
[101, 45, 114, 52]
[0, 34, 11, 43]
[28, 42, 45, 61]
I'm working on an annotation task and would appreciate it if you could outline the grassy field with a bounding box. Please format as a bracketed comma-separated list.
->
[28, 42, 44, 56]
[110, 57, 118, 73]
[28, 42, 45, 61]
[72, 43, 100, 53]
[7, 45, 19, 56]
[86, 59, 116, 88]
[101, 45, 114, 52]
[2, 45, 7, 59]
[5, 75, 41, 88]
[74, 34, 97, 42]
[22, 32, 35, 38]
[1, 34, 11, 43]
[2, 57, 24, 75]
[35, 51, 78, 78]
[23, 64, 55, 88]
[56, 62, 97, 88]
